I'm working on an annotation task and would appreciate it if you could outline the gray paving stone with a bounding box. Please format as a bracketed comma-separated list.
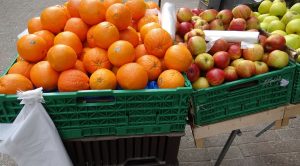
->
[178, 148, 210, 162]
[235, 130, 281, 144]
[204, 133, 234, 147]
[289, 117, 300, 129]
[179, 161, 213, 166]
[276, 128, 300, 141]
[207, 146, 243, 160]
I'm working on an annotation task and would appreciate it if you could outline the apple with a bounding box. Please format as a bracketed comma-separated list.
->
[177, 8, 193, 22]
[199, 9, 218, 22]
[224, 66, 238, 81]
[177, 22, 193, 37]
[258, 0, 272, 14]
[232, 4, 252, 20]
[265, 34, 286, 52]
[284, 34, 300, 50]
[253, 12, 260, 18]
[228, 18, 246, 31]
[246, 16, 259, 30]
[267, 20, 285, 32]
[209, 19, 225, 30]
[267, 50, 289, 69]
[259, 35, 267, 47]
[175, 34, 184, 44]
[216, 9, 233, 24]
[271, 30, 287, 36]
[236, 60, 256, 78]
[192, 77, 210, 89]
[213, 51, 230, 69]
[254, 61, 269, 75]
[258, 14, 270, 22]
[191, 16, 201, 25]
[231, 58, 244, 67]
[184, 28, 205, 42]
[194, 19, 210, 30]
[259, 22, 268, 31]
[281, 11, 300, 25]
[286, 19, 300, 35]
[209, 38, 229, 54]
[195, 53, 214, 71]
[263, 16, 279, 24]
[187, 63, 200, 82]
[291, 3, 300, 14]
[243, 44, 264, 61]
[206, 68, 225, 86]
[269, 1, 287, 17]
[262, 53, 269, 63]
[228, 44, 241, 60]
[192, 8, 203, 16]
[187, 36, 207, 56]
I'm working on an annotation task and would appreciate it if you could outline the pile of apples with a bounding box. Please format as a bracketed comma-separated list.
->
[256, 0, 300, 51]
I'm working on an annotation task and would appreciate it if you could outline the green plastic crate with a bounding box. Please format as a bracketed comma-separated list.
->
[191, 62, 296, 126]
[291, 63, 300, 103]
[0, 58, 192, 139]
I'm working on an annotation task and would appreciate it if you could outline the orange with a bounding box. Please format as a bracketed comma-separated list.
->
[40, 5, 70, 34]
[119, 27, 139, 47]
[73, 60, 87, 73]
[30, 61, 59, 91]
[103, 0, 123, 10]
[90, 69, 117, 90]
[131, 19, 139, 31]
[79, 47, 91, 61]
[160, 58, 167, 71]
[86, 25, 97, 48]
[137, 15, 159, 31]
[17, 34, 48, 62]
[54, 31, 83, 56]
[58, 69, 90, 92]
[106, 3, 132, 30]
[117, 63, 148, 89]
[136, 55, 162, 81]
[157, 70, 185, 89]
[47, 44, 77, 72]
[140, 22, 161, 41]
[34, 30, 55, 50]
[144, 28, 173, 58]
[146, 1, 160, 9]
[67, 0, 81, 17]
[108, 40, 135, 67]
[79, 0, 106, 25]
[93, 22, 119, 49]
[0, 74, 33, 94]
[64, 17, 89, 42]
[134, 44, 148, 60]
[111, 66, 119, 75]
[125, 0, 146, 20]
[83, 47, 112, 74]
[164, 45, 193, 72]
[17, 55, 25, 62]
[27, 17, 43, 34]
[8, 61, 33, 79]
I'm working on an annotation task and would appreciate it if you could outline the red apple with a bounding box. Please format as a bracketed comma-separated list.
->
[195, 53, 214, 71]
[187, 36, 207, 56]
[254, 61, 269, 75]
[228, 18, 247, 31]
[231, 58, 244, 67]
[177, 22, 193, 37]
[187, 63, 200, 82]
[243, 44, 264, 61]
[224, 66, 238, 81]
[262, 53, 269, 63]
[236, 60, 256, 78]
[192, 8, 203, 16]
[232, 5, 252, 20]
[192, 77, 210, 89]
[177, 8, 193, 22]
[199, 9, 218, 22]
[228, 44, 241, 60]
[259, 35, 267, 47]
[206, 68, 225, 86]
[209, 38, 229, 54]
[184, 28, 205, 42]
[216, 9, 233, 24]
[209, 19, 225, 30]
[264, 34, 286, 52]
[213, 51, 230, 69]
[194, 19, 210, 30]
[224, 23, 230, 30]
[246, 16, 259, 30]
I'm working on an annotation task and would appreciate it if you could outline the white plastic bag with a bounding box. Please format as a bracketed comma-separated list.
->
[0, 88, 72, 166]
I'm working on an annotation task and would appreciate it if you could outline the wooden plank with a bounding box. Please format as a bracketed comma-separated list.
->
[195, 138, 204, 148]
[192, 107, 285, 139]
[275, 120, 283, 129]
[285, 104, 300, 117]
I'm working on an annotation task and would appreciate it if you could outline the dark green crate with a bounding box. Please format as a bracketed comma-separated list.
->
[191, 62, 295, 126]
[291, 63, 300, 103]
[0, 57, 192, 139]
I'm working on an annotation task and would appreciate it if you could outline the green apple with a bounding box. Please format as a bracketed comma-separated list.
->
[258, 0, 272, 14]
[267, 20, 285, 32]
[263, 16, 279, 24]
[281, 11, 300, 25]
[267, 50, 289, 69]
[253, 12, 261, 18]
[273, 0, 286, 6]
[271, 30, 287, 36]
[291, 3, 300, 14]
[284, 34, 300, 49]
[286, 19, 300, 35]
[260, 22, 268, 31]
[258, 14, 270, 22]
[192, 77, 210, 89]
[269, 2, 287, 17]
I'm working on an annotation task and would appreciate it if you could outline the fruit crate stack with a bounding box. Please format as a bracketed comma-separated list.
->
[176, 2, 296, 125]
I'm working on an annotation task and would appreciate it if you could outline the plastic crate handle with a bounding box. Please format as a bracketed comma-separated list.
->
[228, 80, 259, 92]
[76, 90, 116, 106]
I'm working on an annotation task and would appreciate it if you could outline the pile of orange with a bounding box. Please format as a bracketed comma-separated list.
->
[0, 0, 193, 94]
